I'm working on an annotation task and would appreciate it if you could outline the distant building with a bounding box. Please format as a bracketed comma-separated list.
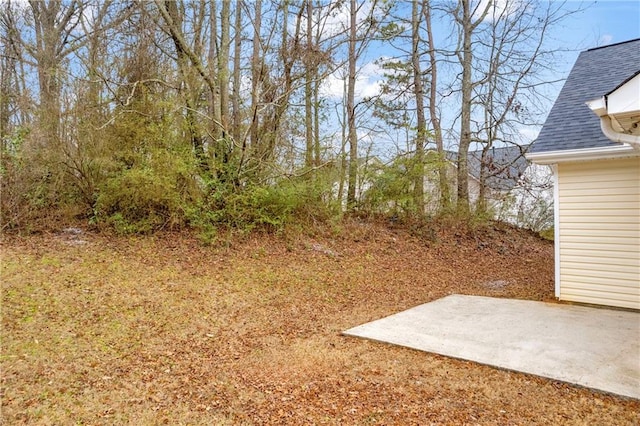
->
[426, 146, 553, 229]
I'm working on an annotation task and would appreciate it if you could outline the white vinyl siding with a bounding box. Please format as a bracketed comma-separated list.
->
[557, 157, 640, 310]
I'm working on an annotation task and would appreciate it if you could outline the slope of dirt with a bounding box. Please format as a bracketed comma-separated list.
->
[2, 221, 638, 425]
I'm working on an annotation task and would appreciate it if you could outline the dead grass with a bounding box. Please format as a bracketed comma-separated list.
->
[1, 221, 638, 425]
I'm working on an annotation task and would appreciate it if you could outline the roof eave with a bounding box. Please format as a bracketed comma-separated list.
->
[526, 144, 639, 165]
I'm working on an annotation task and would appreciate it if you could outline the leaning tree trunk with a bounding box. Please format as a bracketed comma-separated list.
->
[424, 0, 451, 212]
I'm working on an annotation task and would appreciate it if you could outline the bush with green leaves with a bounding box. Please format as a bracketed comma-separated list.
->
[361, 154, 430, 218]
[93, 89, 204, 233]
[1, 127, 82, 231]
[190, 170, 338, 238]
[95, 131, 201, 234]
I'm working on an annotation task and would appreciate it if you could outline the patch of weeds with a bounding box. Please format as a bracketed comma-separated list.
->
[197, 225, 219, 246]
[40, 255, 61, 267]
[252, 247, 267, 259]
[539, 227, 554, 241]
[16, 340, 44, 357]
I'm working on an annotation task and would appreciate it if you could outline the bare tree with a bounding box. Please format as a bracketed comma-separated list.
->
[452, 0, 491, 214]
[304, 0, 314, 168]
[153, 0, 222, 138]
[7, 1, 89, 148]
[248, 0, 263, 154]
[0, 2, 26, 141]
[345, 0, 358, 210]
[423, 0, 451, 212]
[473, 0, 576, 214]
[410, 0, 426, 211]
[219, 0, 231, 135]
[441, 0, 580, 215]
[232, 0, 243, 145]
[156, 1, 209, 168]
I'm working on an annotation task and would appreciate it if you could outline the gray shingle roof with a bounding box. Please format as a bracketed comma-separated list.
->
[530, 39, 640, 153]
[445, 145, 530, 191]
[468, 145, 530, 191]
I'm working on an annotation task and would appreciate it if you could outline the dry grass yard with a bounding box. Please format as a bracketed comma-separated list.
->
[2, 221, 638, 424]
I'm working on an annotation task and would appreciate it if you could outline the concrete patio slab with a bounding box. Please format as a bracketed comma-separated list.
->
[344, 294, 640, 399]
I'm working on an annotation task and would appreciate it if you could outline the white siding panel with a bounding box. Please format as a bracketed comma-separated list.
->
[562, 268, 638, 282]
[558, 292, 639, 310]
[558, 179, 639, 190]
[560, 242, 637, 253]
[561, 165, 638, 179]
[560, 283, 639, 299]
[562, 254, 639, 268]
[561, 222, 639, 231]
[561, 209, 639, 218]
[558, 157, 640, 310]
[561, 228, 638, 238]
[561, 189, 638, 198]
[562, 249, 640, 260]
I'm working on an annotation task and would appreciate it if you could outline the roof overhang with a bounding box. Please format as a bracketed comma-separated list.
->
[607, 72, 640, 117]
[526, 144, 639, 165]
[528, 74, 640, 165]
[585, 72, 640, 147]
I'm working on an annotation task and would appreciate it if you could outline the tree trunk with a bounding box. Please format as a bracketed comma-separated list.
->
[313, 1, 322, 166]
[29, 0, 64, 148]
[337, 72, 348, 208]
[346, 0, 358, 211]
[424, 0, 451, 212]
[232, 0, 243, 144]
[0, 45, 14, 141]
[219, 0, 230, 135]
[304, 0, 313, 168]
[456, 0, 491, 215]
[249, 0, 262, 150]
[163, 0, 206, 169]
[457, 0, 473, 215]
[477, 144, 490, 214]
[313, 77, 321, 166]
[208, 0, 222, 145]
[411, 0, 426, 213]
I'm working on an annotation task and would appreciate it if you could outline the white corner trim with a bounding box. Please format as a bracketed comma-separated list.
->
[552, 164, 560, 299]
[526, 144, 638, 164]
[586, 97, 607, 117]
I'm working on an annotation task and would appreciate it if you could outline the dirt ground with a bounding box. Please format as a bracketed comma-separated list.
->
[2, 221, 639, 425]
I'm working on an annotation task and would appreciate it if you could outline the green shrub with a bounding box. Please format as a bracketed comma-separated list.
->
[97, 168, 173, 233]
[1, 127, 83, 231]
[361, 154, 433, 218]
[96, 149, 200, 234]
[189, 172, 338, 237]
[539, 227, 554, 241]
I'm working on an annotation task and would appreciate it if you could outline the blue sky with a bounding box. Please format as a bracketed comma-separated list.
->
[359, 0, 640, 155]
[520, 1, 640, 143]
[550, 1, 639, 109]
[559, 1, 640, 61]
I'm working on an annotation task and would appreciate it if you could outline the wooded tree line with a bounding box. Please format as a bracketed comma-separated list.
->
[1, 0, 574, 234]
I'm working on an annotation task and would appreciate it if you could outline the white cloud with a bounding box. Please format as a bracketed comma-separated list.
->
[357, 61, 384, 98]
[320, 72, 346, 99]
[320, 60, 383, 100]
[473, 0, 523, 22]
[293, 1, 380, 40]
[518, 125, 541, 144]
[599, 34, 613, 46]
